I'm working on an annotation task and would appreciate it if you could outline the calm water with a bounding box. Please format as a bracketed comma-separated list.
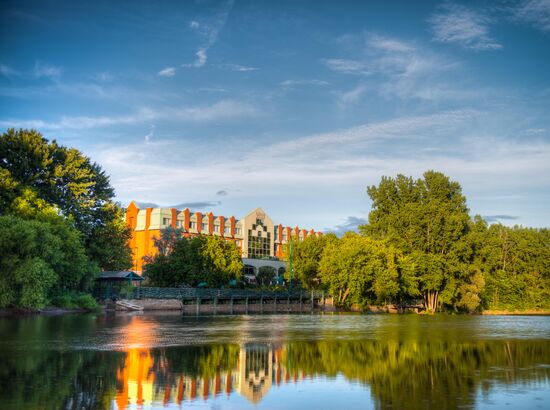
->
[0, 313, 549, 410]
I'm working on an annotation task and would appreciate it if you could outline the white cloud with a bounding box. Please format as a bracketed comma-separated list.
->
[368, 35, 413, 53]
[158, 67, 176, 77]
[281, 79, 329, 87]
[0, 100, 259, 130]
[324, 33, 474, 102]
[337, 84, 368, 107]
[87, 110, 550, 227]
[221, 63, 259, 72]
[33, 61, 63, 78]
[182, 1, 233, 69]
[511, 0, 550, 32]
[324, 59, 368, 74]
[429, 5, 502, 50]
[144, 124, 155, 144]
[0, 64, 21, 79]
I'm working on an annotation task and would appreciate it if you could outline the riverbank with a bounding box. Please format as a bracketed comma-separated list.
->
[482, 309, 550, 315]
[0, 306, 103, 316]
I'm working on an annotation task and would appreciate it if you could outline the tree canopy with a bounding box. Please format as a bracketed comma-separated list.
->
[144, 228, 243, 287]
[0, 215, 94, 309]
[289, 170, 549, 313]
[0, 128, 131, 271]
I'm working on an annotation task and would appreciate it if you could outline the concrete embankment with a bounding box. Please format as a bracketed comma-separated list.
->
[115, 298, 324, 314]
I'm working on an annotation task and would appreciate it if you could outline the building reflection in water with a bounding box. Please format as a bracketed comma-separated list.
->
[109, 316, 550, 409]
[113, 341, 297, 408]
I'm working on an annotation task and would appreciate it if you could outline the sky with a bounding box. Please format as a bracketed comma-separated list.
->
[1, 0, 549, 233]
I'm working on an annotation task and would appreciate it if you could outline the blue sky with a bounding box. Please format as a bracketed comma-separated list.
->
[1, 0, 549, 232]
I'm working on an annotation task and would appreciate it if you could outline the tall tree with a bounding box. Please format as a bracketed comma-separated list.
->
[318, 233, 402, 307]
[0, 129, 131, 270]
[286, 233, 338, 289]
[360, 171, 471, 312]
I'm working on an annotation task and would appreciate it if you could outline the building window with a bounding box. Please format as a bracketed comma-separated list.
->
[247, 222, 271, 259]
[214, 225, 220, 232]
[235, 228, 242, 235]
[201, 223, 208, 232]
[283, 232, 287, 240]
[176, 220, 182, 228]
[190, 221, 196, 229]
[274, 229, 278, 241]
[224, 226, 231, 234]
[163, 218, 171, 226]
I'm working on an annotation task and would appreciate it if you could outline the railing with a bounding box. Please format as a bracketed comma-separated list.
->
[130, 287, 325, 300]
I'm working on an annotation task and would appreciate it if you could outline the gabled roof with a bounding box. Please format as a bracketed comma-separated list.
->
[96, 271, 144, 281]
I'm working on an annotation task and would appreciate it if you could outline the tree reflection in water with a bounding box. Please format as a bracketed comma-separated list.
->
[0, 315, 548, 409]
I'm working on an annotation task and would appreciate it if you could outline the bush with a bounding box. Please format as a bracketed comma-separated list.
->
[51, 294, 77, 309]
[75, 294, 99, 310]
[51, 292, 99, 310]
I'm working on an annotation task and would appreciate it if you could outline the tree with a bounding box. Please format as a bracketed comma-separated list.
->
[144, 229, 243, 287]
[287, 233, 338, 289]
[0, 215, 93, 309]
[0, 128, 131, 270]
[257, 266, 276, 286]
[318, 233, 401, 307]
[201, 236, 243, 287]
[361, 171, 471, 312]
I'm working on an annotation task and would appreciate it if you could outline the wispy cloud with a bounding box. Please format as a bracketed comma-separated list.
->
[216, 190, 228, 196]
[0, 100, 259, 130]
[337, 84, 368, 107]
[510, 0, 550, 32]
[144, 124, 155, 144]
[158, 67, 176, 77]
[182, 1, 234, 68]
[429, 4, 502, 50]
[0, 63, 21, 79]
[280, 79, 329, 87]
[89, 109, 550, 228]
[325, 34, 465, 102]
[219, 63, 259, 72]
[33, 61, 63, 78]
[324, 58, 369, 75]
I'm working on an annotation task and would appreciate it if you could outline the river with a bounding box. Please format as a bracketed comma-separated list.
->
[0, 313, 548, 409]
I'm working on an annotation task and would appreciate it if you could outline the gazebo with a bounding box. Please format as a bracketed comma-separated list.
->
[95, 270, 144, 299]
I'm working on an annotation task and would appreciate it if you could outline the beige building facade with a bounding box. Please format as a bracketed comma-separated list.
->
[125, 201, 322, 273]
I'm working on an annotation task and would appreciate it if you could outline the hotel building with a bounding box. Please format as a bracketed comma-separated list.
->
[125, 201, 322, 274]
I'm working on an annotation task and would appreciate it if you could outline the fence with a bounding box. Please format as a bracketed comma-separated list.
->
[130, 287, 325, 301]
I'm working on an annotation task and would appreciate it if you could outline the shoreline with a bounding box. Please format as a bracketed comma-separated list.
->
[481, 309, 550, 315]
[0, 306, 103, 316]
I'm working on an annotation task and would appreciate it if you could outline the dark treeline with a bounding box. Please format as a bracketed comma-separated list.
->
[0, 129, 132, 309]
[289, 171, 549, 312]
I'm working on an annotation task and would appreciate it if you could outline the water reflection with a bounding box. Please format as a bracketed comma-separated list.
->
[0, 314, 548, 409]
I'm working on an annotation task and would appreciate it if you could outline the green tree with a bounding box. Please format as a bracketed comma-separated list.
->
[0, 215, 93, 309]
[144, 229, 243, 287]
[361, 171, 471, 312]
[201, 236, 243, 287]
[257, 266, 276, 286]
[318, 233, 401, 307]
[0, 128, 131, 270]
[287, 233, 338, 289]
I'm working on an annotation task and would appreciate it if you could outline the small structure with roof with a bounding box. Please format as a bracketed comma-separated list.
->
[95, 270, 144, 299]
